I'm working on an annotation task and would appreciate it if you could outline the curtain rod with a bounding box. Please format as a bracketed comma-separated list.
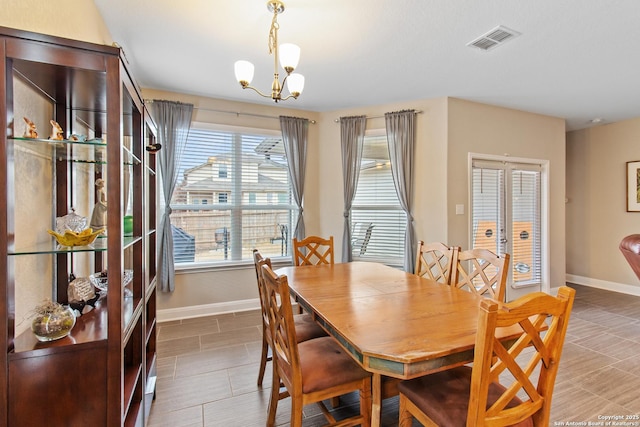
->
[144, 100, 316, 124]
[333, 110, 423, 123]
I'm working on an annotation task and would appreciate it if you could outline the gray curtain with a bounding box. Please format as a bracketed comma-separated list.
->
[340, 116, 366, 262]
[280, 116, 309, 241]
[385, 109, 417, 272]
[151, 100, 193, 292]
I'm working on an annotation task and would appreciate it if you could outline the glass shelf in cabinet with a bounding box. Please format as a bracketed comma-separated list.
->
[9, 235, 108, 256]
[12, 136, 107, 162]
[11, 136, 107, 147]
[122, 145, 142, 166]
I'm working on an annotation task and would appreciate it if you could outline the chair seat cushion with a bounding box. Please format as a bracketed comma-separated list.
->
[398, 366, 533, 427]
[298, 336, 371, 394]
[294, 313, 327, 342]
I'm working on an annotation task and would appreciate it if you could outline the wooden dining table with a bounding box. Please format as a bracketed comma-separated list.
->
[275, 261, 521, 427]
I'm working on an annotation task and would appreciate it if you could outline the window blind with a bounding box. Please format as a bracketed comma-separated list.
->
[471, 159, 542, 287]
[351, 134, 405, 264]
[171, 127, 295, 265]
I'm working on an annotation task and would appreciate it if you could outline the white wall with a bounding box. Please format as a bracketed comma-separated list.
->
[128, 91, 570, 319]
[314, 98, 450, 262]
[446, 98, 566, 298]
[1, 9, 572, 319]
[142, 89, 321, 318]
[566, 118, 640, 295]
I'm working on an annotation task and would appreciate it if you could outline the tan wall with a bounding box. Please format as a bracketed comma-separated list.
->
[142, 89, 321, 315]
[314, 98, 449, 262]
[0, 0, 112, 45]
[566, 118, 640, 290]
[140, 91, 451, 317]
[2, 11, 571, 317]
[447, 98, 567, 295]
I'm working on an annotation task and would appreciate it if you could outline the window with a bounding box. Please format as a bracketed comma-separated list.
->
[171, 125, 295, 265]
[471, 158, 544, 298]
[218, 164, 228, 178]
[350, 133, 406, 264]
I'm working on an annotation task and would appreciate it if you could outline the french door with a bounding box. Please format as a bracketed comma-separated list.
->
[471, 158, 545, 300]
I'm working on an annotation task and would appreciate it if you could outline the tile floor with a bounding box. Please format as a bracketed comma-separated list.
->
[147, 283, 640, 426]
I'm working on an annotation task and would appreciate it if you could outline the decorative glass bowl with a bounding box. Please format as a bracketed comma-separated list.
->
[89, 269, 133, 294]
[55, 210, 87, 234]
[31, 301, 76, 342]
[47, 227, 104, 246]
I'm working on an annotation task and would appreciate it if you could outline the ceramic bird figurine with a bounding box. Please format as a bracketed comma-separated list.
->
[49, 120, 64, 140]
[23, 117, 38, 138]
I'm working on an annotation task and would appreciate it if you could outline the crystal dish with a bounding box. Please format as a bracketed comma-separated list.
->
[89, 269, 133, 293]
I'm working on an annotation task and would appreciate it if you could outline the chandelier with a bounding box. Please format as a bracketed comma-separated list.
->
[234, 0, 304, 102]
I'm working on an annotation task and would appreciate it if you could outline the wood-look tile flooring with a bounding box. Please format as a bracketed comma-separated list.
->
[148, 283, 640, 426]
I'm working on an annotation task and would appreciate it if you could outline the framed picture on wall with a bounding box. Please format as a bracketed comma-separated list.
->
[627, 160, 640, 212]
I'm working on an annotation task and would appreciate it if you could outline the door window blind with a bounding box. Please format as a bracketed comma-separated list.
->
[471, 159, 542, 287]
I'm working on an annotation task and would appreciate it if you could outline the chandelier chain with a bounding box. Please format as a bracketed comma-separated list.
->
[268, 14, 279, 55]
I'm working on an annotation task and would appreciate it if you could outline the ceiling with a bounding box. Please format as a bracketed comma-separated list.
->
[94, 0, 640, 131]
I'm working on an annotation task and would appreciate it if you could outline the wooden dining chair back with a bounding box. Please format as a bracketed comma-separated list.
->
[252, 249, 326, 387]
[253, 249, 272, 386]
[415, 241, 459, 284]
[292, 235, 334, 266]
[398, 286, 575, 427]
[452, 248, 510, 301]
[261, 263, 372, 427]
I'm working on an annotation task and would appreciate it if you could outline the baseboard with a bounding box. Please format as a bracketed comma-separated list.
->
[158, 277, 640, 322]
[157, 298, 261, 322]
[565, 274, 640, 297]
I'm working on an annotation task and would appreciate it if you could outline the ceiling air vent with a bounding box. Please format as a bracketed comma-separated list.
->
[467, 25, 520, 51]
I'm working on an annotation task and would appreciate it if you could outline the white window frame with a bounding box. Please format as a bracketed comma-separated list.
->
[350, 129, 405, 266]
[468, 153, 550, 296]
[170, 122, 296, 270]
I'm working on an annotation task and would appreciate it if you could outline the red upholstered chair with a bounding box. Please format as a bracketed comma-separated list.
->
[261, 262, 372, 427]
[252, 249, 326, 387]
[398, 286, 575, 427]
[620, 234, 640, 281]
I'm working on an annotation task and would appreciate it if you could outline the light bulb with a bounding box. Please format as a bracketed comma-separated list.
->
[287, 73, 304, 96]
[279, 43, 300, 72]
[234, 60, 254, 85]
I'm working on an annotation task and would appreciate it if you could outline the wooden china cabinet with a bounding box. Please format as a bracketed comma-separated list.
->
[0, 27, 158, 426]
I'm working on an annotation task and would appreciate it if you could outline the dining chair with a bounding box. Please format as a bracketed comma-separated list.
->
[292, 235, 334, 266]
[452, 248, 510, 301]
[415, 241, 459, 284]
[398, 286, 575, 427]
[261, 262, 372, 427]
[252, 249, 327, 387]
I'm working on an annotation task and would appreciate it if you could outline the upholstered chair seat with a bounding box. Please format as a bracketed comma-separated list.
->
[298, 336, 371, 394]
[293, 313, 327, 342]
[398, 366, 533, 427]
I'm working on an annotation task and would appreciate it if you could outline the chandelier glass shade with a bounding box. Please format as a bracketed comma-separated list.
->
[234, 0, 304, 102]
